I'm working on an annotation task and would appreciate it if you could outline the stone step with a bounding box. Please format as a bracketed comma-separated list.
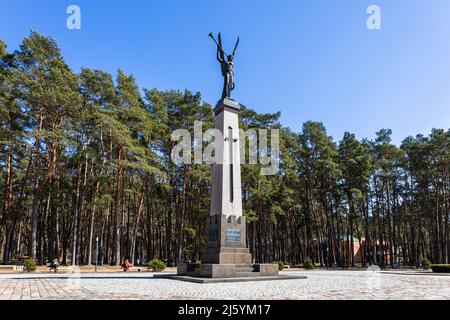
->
[235, 264, 254, 269]
[235, 268, 254, 273]
[234, 272, 261, 277]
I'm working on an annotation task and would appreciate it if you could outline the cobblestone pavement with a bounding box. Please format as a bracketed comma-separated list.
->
[0, 270, 449, 300]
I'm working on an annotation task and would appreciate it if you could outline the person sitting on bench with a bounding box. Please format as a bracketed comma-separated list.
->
[121, 258, 133, 272]
[48, 259, 59, 273]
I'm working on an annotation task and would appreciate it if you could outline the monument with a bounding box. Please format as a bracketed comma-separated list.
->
[167, 33, 306, 283]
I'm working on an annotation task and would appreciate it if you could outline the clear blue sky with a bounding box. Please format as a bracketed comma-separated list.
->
[1, 0, 450, 144]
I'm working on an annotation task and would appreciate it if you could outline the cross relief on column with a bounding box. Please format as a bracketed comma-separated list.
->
[224, 126, 238, 203]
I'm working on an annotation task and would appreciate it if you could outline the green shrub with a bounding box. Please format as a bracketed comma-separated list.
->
[421, 258, 432, 270]
[430, 264, 450, 273]
[277, 261, 285, 271]
[338, 259, 349, 269]
[23, 258, 37, 272]
[148, 259, 166, 272]
[304, 257, 315, 270]
[183, 244, 193, 257]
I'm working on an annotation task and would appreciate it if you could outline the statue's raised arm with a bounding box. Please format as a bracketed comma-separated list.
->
[217, 47, 224, 62]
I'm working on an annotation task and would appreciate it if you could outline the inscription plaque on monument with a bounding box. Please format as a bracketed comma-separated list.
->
[225, 229, 241, 243]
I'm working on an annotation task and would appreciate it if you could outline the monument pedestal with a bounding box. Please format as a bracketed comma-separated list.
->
[177, 263, 280, 279]
[203, 215, 251, 265]
[177, 214, 279, 279]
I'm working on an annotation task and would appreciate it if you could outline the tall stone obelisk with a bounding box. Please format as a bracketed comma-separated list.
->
[201, 98, 252, 266]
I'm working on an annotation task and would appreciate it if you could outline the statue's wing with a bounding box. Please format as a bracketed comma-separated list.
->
[232, 37, 240, 57]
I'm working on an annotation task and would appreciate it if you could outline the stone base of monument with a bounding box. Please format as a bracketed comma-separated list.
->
[152, 262, 307, 283]
[153, 273, 307, 284]
[177, 263, 279, 278]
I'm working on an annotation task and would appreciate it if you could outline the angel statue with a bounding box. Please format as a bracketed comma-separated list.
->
[209, 32, 240, 99]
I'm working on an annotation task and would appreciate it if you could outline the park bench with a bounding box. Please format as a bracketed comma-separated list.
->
[120, 264, 144, 272]
[0, 265, 14, 270]
[0, 258, 26, 272]
[55, 266, 76, 273]
[0, 265, 24, 272]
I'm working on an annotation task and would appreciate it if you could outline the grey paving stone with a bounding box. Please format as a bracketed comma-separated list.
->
[0, 270, 449, 300]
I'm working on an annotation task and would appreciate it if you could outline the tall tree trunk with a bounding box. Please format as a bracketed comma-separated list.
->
[131, 177, 146, 264]
[113, 147, 124, 265]
[87, 178, 100, 265]
[2, 148, 14, 263]
[30, 115, 43, 260]
[72, 158, 83, 266]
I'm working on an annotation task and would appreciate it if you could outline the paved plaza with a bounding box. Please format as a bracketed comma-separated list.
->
[0, 270, 449, 300]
